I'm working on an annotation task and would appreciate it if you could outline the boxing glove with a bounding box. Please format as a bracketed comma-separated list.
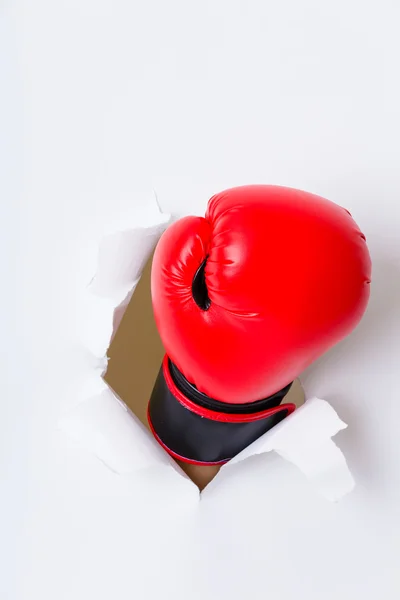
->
[148, 185, 371, 464]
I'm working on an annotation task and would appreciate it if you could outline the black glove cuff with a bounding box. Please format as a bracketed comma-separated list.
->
[147, 356, 295, 465]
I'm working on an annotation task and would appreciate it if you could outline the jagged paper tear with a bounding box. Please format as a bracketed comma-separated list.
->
[225, 397, 354, 501]
[78, 212, 172, 359]
[59, 194, 355, 502]
[59, 387, 177, 473]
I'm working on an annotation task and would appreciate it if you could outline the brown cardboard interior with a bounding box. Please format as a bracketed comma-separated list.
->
[104, 252, 305, 491]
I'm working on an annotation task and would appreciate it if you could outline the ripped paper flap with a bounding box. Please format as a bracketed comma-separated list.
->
[59, 387, 173, 472]
[60, 391, 354, 501]
[226, 397, 354, 501]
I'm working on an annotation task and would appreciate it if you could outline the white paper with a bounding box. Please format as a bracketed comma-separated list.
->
[225, 397, 355, 502]
[59, 194, 355, 502]
[79, 211, 171, 358]
[59, 387, 174, 473]
[58, 194, 173, 460]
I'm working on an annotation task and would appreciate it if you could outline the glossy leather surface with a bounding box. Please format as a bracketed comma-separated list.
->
[151, 185, 371, 403]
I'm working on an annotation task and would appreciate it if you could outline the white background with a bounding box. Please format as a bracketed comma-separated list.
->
[2, 1, 400, 599]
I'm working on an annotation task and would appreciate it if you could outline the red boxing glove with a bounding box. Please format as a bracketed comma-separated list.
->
[148, 185, 371, 465]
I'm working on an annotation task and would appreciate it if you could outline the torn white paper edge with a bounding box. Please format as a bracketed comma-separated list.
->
[59, 387, 174, 473]
[80, 216, 172, 358]
[58, 194, 198, 493]
[225, 397, 355, 502]
[60, 391, 354, 501]
[59, 193, 355, 502]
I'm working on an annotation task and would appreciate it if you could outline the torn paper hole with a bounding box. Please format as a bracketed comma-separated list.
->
[60, 390, 354, 501]
[58, 192, 355, 502]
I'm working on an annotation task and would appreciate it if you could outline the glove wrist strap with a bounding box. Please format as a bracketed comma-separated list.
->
[148, 356, 295, 465]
